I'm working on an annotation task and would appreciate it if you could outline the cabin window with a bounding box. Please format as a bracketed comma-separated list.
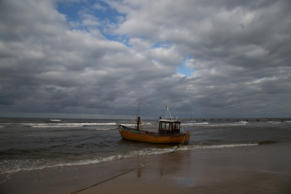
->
[159, 121, 181, 134]
[162, 122, 167, 130]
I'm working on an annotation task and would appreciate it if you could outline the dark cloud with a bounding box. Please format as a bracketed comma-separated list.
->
[0, 0, 290, 118]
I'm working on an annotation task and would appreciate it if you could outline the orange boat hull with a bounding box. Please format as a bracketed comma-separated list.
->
[119, 129, 190, 144]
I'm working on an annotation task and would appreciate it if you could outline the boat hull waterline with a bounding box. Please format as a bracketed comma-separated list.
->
[119, 127, 190, 144]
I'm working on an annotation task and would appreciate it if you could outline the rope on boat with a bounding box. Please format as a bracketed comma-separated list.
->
[70, 164, 145, 194]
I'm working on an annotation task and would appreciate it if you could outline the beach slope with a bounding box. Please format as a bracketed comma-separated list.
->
[1, 143, 291, 194]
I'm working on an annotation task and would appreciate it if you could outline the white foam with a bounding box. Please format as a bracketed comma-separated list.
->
[21, 122, 117, 128]
[267, 121, 281, 124]
[0, 148, 178, 175]
[50, 119, 62, 122]
[120, 122, 152, 127]
[1, 143, 258, 175]
[183, 121, 248, 127]
[182, 122, 209, 126]
[215, 121, 248, 126]
[177, 143, 258, 151]
[121, 124, 136, 127]
[83, 123, 117, 126]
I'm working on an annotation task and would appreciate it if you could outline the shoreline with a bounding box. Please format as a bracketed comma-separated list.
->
[1, 142, 291, 194]
[0, 142, 260, 176]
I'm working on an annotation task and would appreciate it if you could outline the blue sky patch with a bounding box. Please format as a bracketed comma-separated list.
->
[57, 0, 127, 43]
[177, 65, 194, 77]
[177, 56, 194, 77]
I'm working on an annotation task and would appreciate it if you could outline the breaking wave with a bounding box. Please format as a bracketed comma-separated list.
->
[121, 122, 152, 127]
[20, 122, 118, 128]
[182, 121, 248, 127]
[267, 121, 282, 124]
[182, 122, 209, 126]
[49, 119, 62, 122]
[0, 143, 258, 175]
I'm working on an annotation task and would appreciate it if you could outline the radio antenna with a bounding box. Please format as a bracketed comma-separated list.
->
[165, 105, 172, 119]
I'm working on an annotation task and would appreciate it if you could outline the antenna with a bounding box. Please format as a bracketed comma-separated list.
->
[165, 105, 172, 119]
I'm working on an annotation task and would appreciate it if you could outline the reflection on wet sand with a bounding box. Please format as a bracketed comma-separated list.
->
[137, 167, 142, 178]
[158, 151, 191, 177]
[135, 150, 191, 180]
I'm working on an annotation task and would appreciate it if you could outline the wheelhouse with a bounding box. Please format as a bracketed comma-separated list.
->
[158, 119, 181, 134]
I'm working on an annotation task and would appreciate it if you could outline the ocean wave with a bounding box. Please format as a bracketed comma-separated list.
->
[267, 121, 282, 124]
[0, 143, 258, 175]
[49, 119, 62, 122]
[20, 122, 118, 128]
[182, 122, 209, 126]
[210, 121, 248, 126]
[120, 123, 136, 127]
[183, 121, 248, 127]
[120, 122, 153, 127]
[177, 143, 258, 151]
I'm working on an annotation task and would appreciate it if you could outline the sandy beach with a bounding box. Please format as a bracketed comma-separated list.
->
[1, 0, 291, 193]
[1, 142, 291, 194]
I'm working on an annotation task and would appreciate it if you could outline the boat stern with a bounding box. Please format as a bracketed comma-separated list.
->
[183, 130, 190, 144]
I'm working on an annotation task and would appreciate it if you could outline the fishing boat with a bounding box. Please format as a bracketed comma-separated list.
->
[118, 116, 190, 144]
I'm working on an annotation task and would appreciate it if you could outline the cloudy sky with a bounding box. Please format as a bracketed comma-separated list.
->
[0, 0, 291, 118]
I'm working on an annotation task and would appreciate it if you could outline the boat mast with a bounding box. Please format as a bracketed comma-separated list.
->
[137, 116, 141, 130]
[136, 101, 141, 130]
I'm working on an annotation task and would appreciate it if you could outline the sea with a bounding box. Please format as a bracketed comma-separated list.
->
[1, 117, 291, 178]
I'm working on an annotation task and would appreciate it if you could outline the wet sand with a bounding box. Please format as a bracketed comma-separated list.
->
[1, 143, 291, 194]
